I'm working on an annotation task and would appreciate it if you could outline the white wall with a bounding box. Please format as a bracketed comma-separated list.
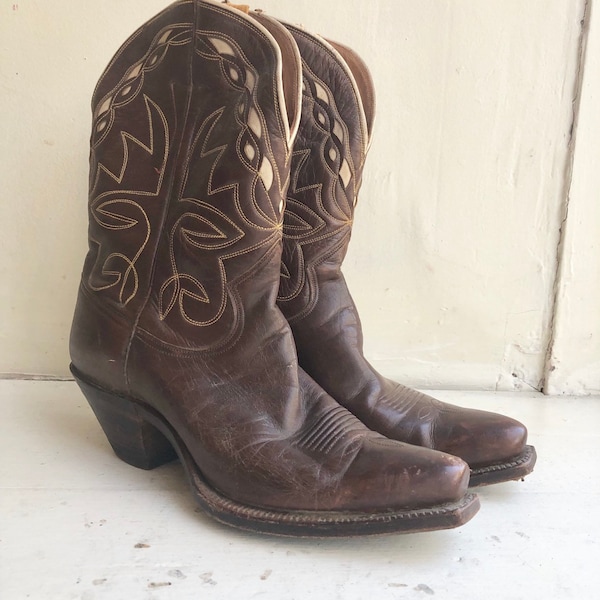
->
[545, 0, 600, 395]
[0, 0, 598, 393]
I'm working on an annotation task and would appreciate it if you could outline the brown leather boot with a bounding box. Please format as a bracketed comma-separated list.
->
[70, 0, 479, 536]
[272, 21, 536, 487]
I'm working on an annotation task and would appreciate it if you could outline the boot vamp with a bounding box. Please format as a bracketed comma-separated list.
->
[372, 382, 528, 468]
[128, 316, 468, 512]
[290, 277, 527, 468]
[295, 371, 470, 511]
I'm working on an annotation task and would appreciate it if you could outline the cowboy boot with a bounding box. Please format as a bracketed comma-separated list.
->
[69, 0, 479, 536]
[271, 20, 536, 487]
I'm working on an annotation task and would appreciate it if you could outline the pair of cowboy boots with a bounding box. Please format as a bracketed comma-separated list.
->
[70, 0, 535, 537]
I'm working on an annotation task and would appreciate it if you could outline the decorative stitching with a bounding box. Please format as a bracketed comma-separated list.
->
[92, 24, 194, 149]
[87, 10, 291, 351]
[278, 56, 359, 317]
[294, 404, 366, 455]
[156, 31, 285, 334]
[88, 95, 170, 306]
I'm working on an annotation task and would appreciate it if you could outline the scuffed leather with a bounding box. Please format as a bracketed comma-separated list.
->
[276, 24, 527, 468]
[70, 0, 470, 513]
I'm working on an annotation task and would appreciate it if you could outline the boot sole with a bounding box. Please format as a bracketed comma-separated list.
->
[469, 445, 537, 487]
[71, 365, 480, 537]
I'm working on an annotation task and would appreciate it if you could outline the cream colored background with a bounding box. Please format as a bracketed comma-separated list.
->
[1, 0, 598, 394]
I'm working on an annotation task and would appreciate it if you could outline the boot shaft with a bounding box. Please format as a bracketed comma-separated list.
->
[275, 24, 375, 321]
[71, 0, 301, 386]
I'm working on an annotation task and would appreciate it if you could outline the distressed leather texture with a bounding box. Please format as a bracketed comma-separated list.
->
[276, 24, 528, 468]
[70, 0, 470, 514]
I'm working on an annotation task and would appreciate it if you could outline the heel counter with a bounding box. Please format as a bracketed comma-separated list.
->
[70, 284, 130, 392]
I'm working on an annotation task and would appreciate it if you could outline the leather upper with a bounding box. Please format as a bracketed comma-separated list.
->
[70, 0, 470, 512]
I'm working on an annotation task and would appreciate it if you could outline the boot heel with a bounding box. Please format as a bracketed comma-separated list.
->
[72, 367, 177, 470]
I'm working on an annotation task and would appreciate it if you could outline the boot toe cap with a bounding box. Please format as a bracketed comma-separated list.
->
[437, 409, 528, 467]
[338, 437, 470, 511]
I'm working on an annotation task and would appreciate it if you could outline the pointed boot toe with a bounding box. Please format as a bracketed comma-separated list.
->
[434, 408, 536, 487]
[345, 439, 471, 510]
[436, 410, 528, 466]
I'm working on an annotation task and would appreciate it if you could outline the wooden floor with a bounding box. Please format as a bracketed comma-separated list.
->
[2, 380, 599, 599]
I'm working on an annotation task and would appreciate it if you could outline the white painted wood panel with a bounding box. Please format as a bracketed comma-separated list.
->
[545, 1, 600, 395]
[335, 0, 586, 391]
